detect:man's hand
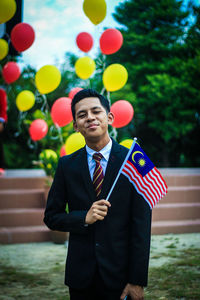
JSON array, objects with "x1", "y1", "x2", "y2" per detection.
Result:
[
  {"x1": 85, "y1": 199, "x2": 111, "y2": 224},
  {"x1": 120, "y1": 284, "x2": 144, "y2": 300}
]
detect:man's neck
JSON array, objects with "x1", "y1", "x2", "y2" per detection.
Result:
[{"x1": 86, "y1": 135, "x2": 111, "y2": 152}]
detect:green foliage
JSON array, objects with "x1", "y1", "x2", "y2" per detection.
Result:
[
  {"x1": 107, "y1": 0, "x2": 200, "y2": 166},
  {"x1": 38, "y1": 149, "x2": 59, "y2": 178},
  {"x1": 1, "y1": 1, "x2": 200, "y2": 168}
]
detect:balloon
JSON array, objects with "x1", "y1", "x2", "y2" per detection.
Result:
[
  {"x1": 0, "y1": 0, "x2": 16, "y2": 24},
  {"x1": 100, "y1": 29, "x2": 123, "y2": 55},
  {"x1": 0, "y1": 89, "x2": 7, "y2": 122},
  {"x1": 39, "y1": 149, "x2": 58, "y2": 160},
  {"x1": 2, "y1": 61, "x2": 20, "y2": 84},
  {"x1": 0, "y1": 39, "x2": 9, "y2": 60},
  {"x1": 16, "y1": 90, "x2": 35, "y2": 112},
  {"x1": 51, "y1": 97, "x2": 73, "y2": 127},
  {"x1": 103, "y1": 64, "x2": 128, "y2": 92},
  {"x1": 68, "y1": 87, "x2": 83, "y2": 99},
  {"x1": 35, "y1": 65, "x2": 61, "y2": 94},
  {"x1": 60, "y1": 145, "x2": 66, "y2": 157},
  {"x1": 120, "y1": 139, "x2": 134, "y2": 149},
  {"x1": 83, "y1": 0, "x2": 106, "y2": 25},
  {"x1": 111, "y1": 100, "x2": 134, "y2": 128},
  {"x1": 65, "y1": 132, "x2": 85, "y2": 155},
  {"x1": 75, "y1": 57, "x2": 96, "y2": 80},
  {"x1": 29, "y1": 119, "x2": 48, "y2": 141},
  {"x1": 11, "y1": 23, "x2": 35, "y2": 52},
  {"x1": 76, "y1": 32, "x2": 93, "y2": 52}
]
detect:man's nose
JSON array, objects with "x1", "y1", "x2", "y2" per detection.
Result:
[{"x1": 87, "y1": 111, "x2": 95, "y2": 120}]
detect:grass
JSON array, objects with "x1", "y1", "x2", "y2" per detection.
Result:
[
  {"x1": 145, "y1": 248, "x2": 200, "y2": 299},
  {"x1": 0, "y1": 235, "x2": 199, "y2": 300},
  {"x1": 0, "y1": 263, "x2": 69, "y2": 300}
]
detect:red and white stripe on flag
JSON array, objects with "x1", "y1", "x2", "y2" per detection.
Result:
[{"x1": 122, "y1": 160, "x2": 167, "y2": 209}]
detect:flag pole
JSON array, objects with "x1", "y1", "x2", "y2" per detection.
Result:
[{"x1": 106, "y1": 137, "x2": 137, "y2": 202}]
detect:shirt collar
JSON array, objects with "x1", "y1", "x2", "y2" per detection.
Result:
[{"x1": 86, "y1": 138, "x2": 112, "y2": 162}]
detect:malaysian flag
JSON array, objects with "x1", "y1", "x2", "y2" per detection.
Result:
[{"x1": 106, "y1": 138, "x2": 168, "y2": 209}]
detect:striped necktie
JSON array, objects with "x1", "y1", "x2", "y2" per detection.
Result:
[{"x1": 93, "y1": 152, "x2": 104, "y2": 198}]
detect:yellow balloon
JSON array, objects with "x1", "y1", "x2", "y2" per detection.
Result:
[
  {"x1": 39, "y1": 149, "x2": 58, "y2": 161},
  {"x1": 120, "y1": 139, "x2": 134, "y2": 149},
  {"x1": 75, "y1": 56, "x2": 96, "y2": 80},
  {"x1": 0, "y1": 0, "x2": 16, "y2": 24},
  {"x1": 65, "y1": 132, "x2": 86, "y2": 155},
  {"x1": 16, "y1": 90, "x2": 35, "y2": 112},
  {"x1": 0, "y1": 39, "x2": 9, "y2": 60},
  {"x1": 83, "y1": 0, "x2": 106, "y2": 25},
  {"x1": 103, "y1": 64, "x2": 128, "y2": 92},
  {"x1": 35, "y1": 65, "x2": 61, "y2": 94}
]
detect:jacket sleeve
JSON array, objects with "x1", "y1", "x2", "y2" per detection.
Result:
[
  {"x1": 43, "y1": 158, "x2": 89, "y2": 235},
  {"x1": 128, "y1": 188, "x2": 152, "y2": 287}
]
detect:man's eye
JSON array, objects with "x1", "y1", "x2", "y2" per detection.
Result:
[{"x1": 94, "y1": 111, "x2": 101, "y2": 114}]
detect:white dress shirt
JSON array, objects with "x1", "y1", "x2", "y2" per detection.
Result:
[{"x1": 86, "y1": 139, "x2": 112, "y2": 180}]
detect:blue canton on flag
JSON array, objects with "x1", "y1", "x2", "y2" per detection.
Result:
[{"x1": 121, "y1": 142, "x2": 168, "y2": 209}]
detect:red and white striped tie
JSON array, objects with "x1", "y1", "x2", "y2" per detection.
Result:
[{"x1": 93, "y1": 153, "x2": 104, "y2": 198}]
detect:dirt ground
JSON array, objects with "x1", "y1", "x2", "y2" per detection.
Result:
[{"x1": 0, "y1": 233, "x2": 200, "y2": 300}]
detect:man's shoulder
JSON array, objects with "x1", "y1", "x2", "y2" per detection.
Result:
[
  {"x1": 112, "y1": 139, "x2": 129, "y2": 157},
  {"x1": 59, "y1": 147, "x2": 85, "y2": 165}
]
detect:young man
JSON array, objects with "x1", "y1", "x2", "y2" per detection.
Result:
[{"x1": 44, "y1": 89, "x2": 151, "y2": 300}]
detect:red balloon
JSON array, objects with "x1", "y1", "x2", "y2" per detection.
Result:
[
  {"x1": 76, "y1": 32, "x2": 93, "y2": 52},
  {"x1": 60, "y1": 145, "x2": 67, "y2": 157},
  {"x1": 11, "y1": 23, "x2": 35, "y2": 52},
  {"x1": 2, "y1": 62, "x2": 20, "y2": 84},
  {"x1": 0, "y1": 89, "x2": 7, "y2": 122},
  {"x1": 51, "y1": 97, "x2": 73, "y2": 127},
  {"x1": 100, "y1": 28, "x2": 123, "y2": 55},
  {"x1": 29, "y1": 119, "x2": 48, "y2": 141},
  {"x1": 68, "y1": 87, "x2": 83, "y2": 99},
  {"x1": 111, "y1": 100, "x2": 134, "y2": 128}
]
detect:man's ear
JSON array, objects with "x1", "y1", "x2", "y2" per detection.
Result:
[
  {"x1": 73, "y1": 121, "x2": 79, "y2": 132},
  {"x1": 108, "y1": 112, "x2": 114, "y2": 125}
]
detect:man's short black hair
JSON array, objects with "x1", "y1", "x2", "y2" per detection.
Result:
[{"x1": 71, "y1": 89, "x2": 110, "y2": 120}]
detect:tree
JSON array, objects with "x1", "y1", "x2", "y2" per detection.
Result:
[{"x1": 110, "y1": 0, "x2": 200, "y2": 166}]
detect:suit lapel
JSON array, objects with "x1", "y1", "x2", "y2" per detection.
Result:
[{"x1": 80, "y1": 147, "x2": 96, "y2": 203}]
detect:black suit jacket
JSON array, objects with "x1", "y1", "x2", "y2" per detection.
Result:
[{"x1": 44, "y1": 139, "x2": 151, "y2": 289}]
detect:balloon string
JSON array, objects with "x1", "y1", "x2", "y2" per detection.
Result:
[
  {"x1": 100, "y1": 87, "x2": 105, "y2": 95},
  {"x1": 56, "y1": 125, "x2": 64, "y2": 145},
  {"x1": 49, "y1": 125, "x2": 63, "y2": 145},
  {"x1": 49, "y1": 127, "x2": 59, "y2": 140},
  {"x1": 110, "y1": 126, "x2": 118, "y2": 141},
  {"x1": 107, "y1": 91, "x2": 111, "y2": 106},
  {"x1": 27, "y1": 137, "x2": 36, "y2": 149},
  {"x1": 15, "y1": 111, "x2": 27, "y2": 137},
  {"x1": 40, "y1": 94, "x2": 50, "y2": 114},
  {"x1": 106, "y1": 91, "x2": 118, "y2": 141}
]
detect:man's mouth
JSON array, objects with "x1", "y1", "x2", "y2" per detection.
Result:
[{"x1": 87, "y1": 124, "x2": 98, "y2": 129}]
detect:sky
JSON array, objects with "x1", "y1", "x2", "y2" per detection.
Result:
[{"x1": 21, "y1": 0, "x2": 124, "y2": 70}]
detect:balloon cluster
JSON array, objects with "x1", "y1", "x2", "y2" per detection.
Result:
[
  {"x1": 27, "y1": 0, "x2": 134, "y2": 151},
  {"x1": 74, "y1": 0, "x2": 134, "y2": 140},
  {"x1": 0, "y1": 0, "x2": 35, "y2": 84},
  {"x1": 1, "y1": 0, "x2": 135, "y2": 164}
]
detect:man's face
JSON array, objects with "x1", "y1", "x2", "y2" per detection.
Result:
[{"x1": 73, "y1": 97, "x2": 114, "y2": 142}]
